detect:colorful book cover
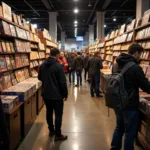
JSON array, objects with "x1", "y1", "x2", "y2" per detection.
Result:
[
  {"x1": 2, "y1": 21, "x2": 11, "y2": 35},
  {"x1": 2, "y1": 2, "x2": 12, "y2": 21},
  {"x1": 15, "y1": 54, "x2": 22, "y2": 68},
  {"x1": 3, "y1": 72, "x2": 12, "y2": 89},
  {"x1": 5, "y1": 55, "x2": 12, "y2": 70},
  {"x1": 23, "y1": 68, "x2": 30, "y2": 79},
  {"x1": 9, "y1": 24, "x2": 17, "y2": 37},
  {"x1": 0, "y1": 56, "x2": 7, "y2": 72},
  {"x1": 9, "y1": 42, "x2": 15, "y2": 53},
  {"x1": 10, "y1": 55, "x2": 16, "y2": 69},
  {"x1": 12, "y1": 13, "x2": 18, "y2": 24},
  {"x1": 10, "y1": 71, "x2": 17, "y2": 85},
  {"x1": 0, "y1": 76, "x2": 4, "y2": 91},
  {"x1": 6, "y1": 42, "x2": 11, "y2": 53},
  {"x1": 1, "y1": 41, "x2": 7, "y2": 52}
]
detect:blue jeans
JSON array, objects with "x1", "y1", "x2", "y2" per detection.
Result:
[
  {"x1": 90, "y1": 72, "x2": 100, "y2": 96},
  {"x1": 76, "y1": 70, "x2": 82, "y2": 85},
  {"x1": 111, "y1": 109, "x2": 139, "y2": 150}
]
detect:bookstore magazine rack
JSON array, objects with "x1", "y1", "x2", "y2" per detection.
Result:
[
  {"x1": 89, "y1": 9, "x2": 150, "y2": 150},
  {"x1": 0, "y1": 2, "x2": 58, "y2": 150}
]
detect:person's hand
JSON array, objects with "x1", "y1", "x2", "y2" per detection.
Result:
[
  {"x1": 69, "y1": 67, "x2": 71, "y2": 70},
  {"x1": 63, "y1": 97, "x2": 68, "y2": 101}
]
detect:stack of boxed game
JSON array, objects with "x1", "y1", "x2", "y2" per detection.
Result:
[
  {"x1": 1, "y1": 95, "x2": 19, "y2": 113},
  {"x1": 2, "y1": 82, "x2": 36, "y2": 102},
  {"x1": 22, "y1": 77, "x2": 42, "y2": 89}
]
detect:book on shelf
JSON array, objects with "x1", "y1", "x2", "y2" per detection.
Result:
[
  {"x1": 5, "y1": 55, "x2": 12, "y2": 70},
  {"x1": 17, "y1": 15, "x2": 22, "y2": 26},
  {"x1": 0, "y1": 6, "x2": 3, "y2": 17},
  {"x1": 135, "y1": 18, "x2": 142, "y2": 28},
  {"x1": 15, "y1": 69, "x2": 25, "y2": 82},
  {"x1": 15, "y1": 54, "x2": 22, "y2": 68},
  {"x1": 145, "y1": 41, "x2": 150, "y2": 49},
  {"x1": 10, "y1": 55, "x2": 16, "y2": 69},
  {"x1": 1, "y1": 41, "x2": 7, "y2": 52},
  {"x1": 0, "y1": 21, "x2": 11, "y2": 35},
  {"x1": 23, "y1": 68, "x2": 30, "y2": 79},
  {"x1": 12, "y1": 13, "x2": 18, "y2": 24},
  {"x1": 2, "y1": 2, "x2": 12, "y2": 21},
  {"x1": 6, "y1": 42, "x2": 11, "y2": 53},
  {"x1": 30, "y1": 68, "x2": 38, "y2": 77},
  {"x1": 0, "y1": 56, "x2": 7, "y2": 72},
  {"x1": 21, "y1": 54, "x2": 29, "y2": 66},
  {"x1": 0, "y1": 42, "x2": 3, "y2": 53},
  {"x1": 9, "y1": 24, "x2": 17, "y2": 37},
  {"x1": 0, "y1": 76, "x2": 4, "y2": 91},
  {"x1": 30, "y1": 24, "x2": 36, "y2": 33},
  {"x1": 10, "y1": 71, "x2": 17, "y2": 85},
  {"x1": 141, "y1": 13, "x2": 150, "y2": 25},
  {"x1": 9, "y1": 42, "x2": 15, "y2": 53},
  {"x1": 3, "y1": 72, "x2": 12, "y2": 89},
  {"x1": 127, "y1": 32, "x2": 133, "y2": 42},
  {"x1": 120, "y1": 24, "x2": 126, "y2": 35}
]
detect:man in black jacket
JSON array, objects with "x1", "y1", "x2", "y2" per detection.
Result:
[
  {"x1": 38, "y1": 48, "x2": 68, "y2": 141},
  {"x1": 87, "y1": 52, "x2": 103, "y2": 97},
  {"x1": 111, "y1": 43, "x2": 150, "y2": 150},
  {"x1": 83, "y1": 52, "x2": 89, "y2": 81},
  {"x1": 73, "y1": 52, "x2": 83, "y2": 86}
]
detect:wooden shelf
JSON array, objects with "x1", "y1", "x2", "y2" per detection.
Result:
[
  {"x1": 135, "y1": 36, "x2": 150, "y2": 41},
  {"x1": 113, "y1": 40, "x2": 132, "y2": 45},
  {"x1": 140, "y1": 58, "x2": 150, "y2": 61},
  {"x1": 30, "y1": 65, "x2": 39, "y2": 69},
  {"x1": 0, "y1": 52, "x2": 30, "y2": 54},
  {"x1": 135, "y1": 22, "x2": 150, "y2": 31},
  {"x1": 105, "y1": 37, "x2": 115, "y2": 42},
  {"x1": 0, "y1": 16, "x2": 37, "y2": 35},
  {"x1": 0, "y1": 64, "x2": 29, "y2": 73},
  {"x1": 106, "y1": 53, "x2": 113, "y2": 55}
]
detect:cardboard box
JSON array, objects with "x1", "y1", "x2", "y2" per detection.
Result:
[{"x1": 2, "y1": 99, "x2": 14, "y2": 112}]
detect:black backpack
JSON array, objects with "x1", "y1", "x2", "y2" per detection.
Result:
[{"x1": 105, "y1": 62, "x2": 135, "y2": 110}]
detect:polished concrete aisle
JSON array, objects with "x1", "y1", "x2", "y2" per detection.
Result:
[{"x1": 18, "y1": 83, "x2": 140, "y2": 150}]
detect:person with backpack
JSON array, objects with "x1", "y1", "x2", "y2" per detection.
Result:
[
  {"x1": 87, "y1": 51, "x2": 103, "y2": 97},
  {"x1": 38, "y1": 48, "x2": 68, "y2": 141},
  {"x1": 73, "y1": 52, "x2": 83, "y2": 86},
  {"x1": 105, "y1": 43, "x2": 150, "y2": 150}
]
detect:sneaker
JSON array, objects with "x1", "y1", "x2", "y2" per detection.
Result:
[
  {"x1": 49, "y1": 131, "x2": 55, "y2": 137},
  {"x1": 55, "y1": 134, "x2": 68, "y2": 141}
]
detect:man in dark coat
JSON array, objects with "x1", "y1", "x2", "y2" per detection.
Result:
[
  {"x1": 38, "y1": 48, "x2": 68, "y2": 141},
  {"x1": 87, "y1": 52, "x2": 103, "y2": 97},
  {"x1": 111, "y1": 43, "x2": 150, "y2": 150},
  {"x1": 73, "y1": 52, "x2": 83, "y2": 86},
  {"x1": 83, "y1": 52, "x2": 89, "y2": 81}
]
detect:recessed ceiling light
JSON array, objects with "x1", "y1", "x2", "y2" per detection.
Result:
[
  {"x1": 113, "y1": 18, "x2": 116, "y2": 21},
  {"x1": 26, "y1": 21, "x2": 30, "y2": 24},
  {"x1": 74, "y1": 24, "x2": 77, "y2": 27},
  {"x1": 74, "y1": 8, "x2": 79, "y2": 13},
  {"x1": 88, "y1": 1, "x2": 92, "y2": 7},
  {"x1": 104, "y1": 25, "x2": 106, "y2": 28},
  {"x1": 74, "y1": 20, "x2": 78, "y2": 24}
]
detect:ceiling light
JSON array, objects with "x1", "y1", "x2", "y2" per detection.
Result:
[
  {"x1": 104, "y1": 25, "x2": 106, "y2": 28},
  {"x1": 74, "y1": 24, "x2": 77, "y2": 27},
  {"x1": 88, "y1": 1, "x2": 92, "y2": 7},
  {"x1": 113, "y1": 18, "x2": 116, "y2": 21},
  {"x1": 26, "y1": 21, "x2": 30, "y2": 24},
  {"x1": 74, "y1": 8, "x2": 79, "y2": 14},
  {"x1": 33, "y1": 24, "x2": 37, "y2": 28},
  {"x1": 74, "y1": 20, "x2": 78, "y2": 24}
]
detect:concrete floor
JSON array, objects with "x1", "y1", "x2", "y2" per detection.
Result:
[{"x1": 18, "y1": 83, "x2": 140, "y2": 150}]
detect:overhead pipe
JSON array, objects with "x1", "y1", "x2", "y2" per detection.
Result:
[
  {"x1": 87, "y1": 0, "x2": 99, "y2": 24},
  {"x1": 24, "y1": 0, "x2": 40, "y2": 16}
]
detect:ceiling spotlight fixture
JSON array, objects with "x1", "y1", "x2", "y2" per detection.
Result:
[
  {"x1": 26, "y1": 21, "x2": 30, "y2": 24},
  {"x1": 33, "y1": 24, "x2": 37, "y2": 28},
  {"x1": 88, "y1": 1, "x2": 92, "y2": 7},
  {"x1": 104, "y1": 25, "x2": 106, "y2": 28},
  {"x1": 74, "y1": 20, "x2": 78, "y2": 24},
  {"x1": 113, "y1": 18, "x2": 116, "y2": 21},
  {"x1": 74, "y1": 8, "x2": 79, "y2": 13},
  {"x1": 74, "y1": 24, "x2": 77, "y2": 27}
]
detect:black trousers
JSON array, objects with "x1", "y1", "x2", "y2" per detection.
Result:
[
  {"x1": 84, "y1": 68, "x2": 88, "y2": 80},
  {"x1": 76, "y1": 70, "x2": 82, "y2": 85},
  {"x1": 44, "y1": 99, "x2": 64, "y2": 136}
]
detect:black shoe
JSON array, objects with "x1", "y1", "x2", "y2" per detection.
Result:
[
  {"x1": 96, "y1": 95, "x2": 103, "y2": 98},
  {"x1": 55, "y1": 134, "x2": 68, "y2": 141},
  {"x1": 49, "y1": 131, "x2": 55, "y2": 137}
]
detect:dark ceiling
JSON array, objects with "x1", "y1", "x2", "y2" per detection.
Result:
[{"x1": 3, "y1": 0, "x2": 136, "y2": 40}]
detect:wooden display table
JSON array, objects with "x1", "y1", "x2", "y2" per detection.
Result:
[{"x1": 5, "y1": 102, "x2": 23, "y2": 150}]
